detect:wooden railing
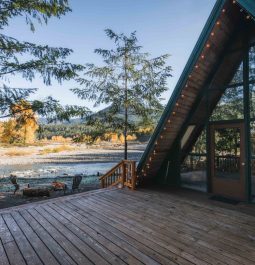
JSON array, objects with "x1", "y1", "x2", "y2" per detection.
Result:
[{"x1": 99, "y1": 160, "x2": 136, "y2": 190}]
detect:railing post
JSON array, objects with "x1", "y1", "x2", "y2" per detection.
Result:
[
  {"x1": 122, "y1": 161, "x2": 126, "y2": 188},
  {"x1": 101, "y1": 178, "x2": 105, "y2": 188},
  {"x1": 131, "y1": 161, "x2": 136, "y2": 190}
]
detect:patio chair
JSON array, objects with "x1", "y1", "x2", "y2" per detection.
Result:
[
  {"x1": 10, "y1": 174, "x2": 20, "y2": 194},
  {"x1": 72, "y1": 175, "x2": 82, "y2": 192}
]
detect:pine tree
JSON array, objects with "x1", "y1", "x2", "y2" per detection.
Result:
[
  {"x1": 72, "y1": 29, "x2": 172, "y2": 159},
  {"x1": 0, "y1": 0, "x2": 89, "y2": 121}
]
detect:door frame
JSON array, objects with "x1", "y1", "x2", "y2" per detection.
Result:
[{"x1": 209, "y1": 121, "x2": 246, "y2": 201}]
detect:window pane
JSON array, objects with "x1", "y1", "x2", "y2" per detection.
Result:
[
  {"x1": 249, "y1": 46, "x2": 255, "y2": 81},
  {"x1": 214, "y1": 127, "x2": 240, "y2": 180},
  {"x1": 250, "y1": 84, "x2": 255, "y2": 119},
  {"x1": 210, "y1": 86, "x2": 244, "y2": 121},
  {"x1": 250, "y1": 122, "x2": 255, "y2": 156},
  {"x1": 230, "y1": 62, "x2": 243, "y2": 85},
  {"x1": 181, "y1": 130, "x2": 207, "y2": 192},
  {"x1": 251, "y1": 159, "x2": 255, "y2": 202}
]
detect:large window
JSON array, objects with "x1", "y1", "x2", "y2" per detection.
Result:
[
  {"x1": 210, "y1": 85, "x2": 244, "y2": 121},
  {"x1": 250, "y1": 46, "x2": 255, "y2": 201},
  {"x1": 249, "y1": 46, "x2": 255, "y2": 82},
  {"x1": 230, "y1": 62, "x2": 243, "y2": 85},
  {"x1": 181, "y1": 130, "x2": 207, "y2": 192}
]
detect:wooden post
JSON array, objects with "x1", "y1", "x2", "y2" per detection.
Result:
[
  {"x1": 122, "y1": 161, "x2": 126, "y2": 188},
  {"x1": 131, "y1": 161, "x2": 136, "y2": 190}
]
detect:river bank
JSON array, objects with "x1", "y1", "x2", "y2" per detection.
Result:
[{"x1": 0, "y1": 142, "x2": 146, "y2": 208}]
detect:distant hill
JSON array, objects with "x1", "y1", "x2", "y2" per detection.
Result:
[{"x1": 39, "y1": 105, "x2": 162, "y2": 126}]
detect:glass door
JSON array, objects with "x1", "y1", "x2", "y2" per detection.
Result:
[{"x1": 210, "y1": 123, "x2": 246, "y2": 200}]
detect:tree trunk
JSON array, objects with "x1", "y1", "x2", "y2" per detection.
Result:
[
  {"x1": 124, "y1": 104, "x2": 128, "y2": 160},
  {"x1": 124, "y1": 52, "x2": 128, "y2": 160}
]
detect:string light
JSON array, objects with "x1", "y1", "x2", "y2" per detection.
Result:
[
  {"x1": 181, "y1": 94, "x2": 185, "y2": 99},
  {"x1": 173, "y1": 112, "x2": 176, "y2": 115},
  {"x1": 201, "y1": 55, "x2": 205, "y2": 59},
  {"x1": 222, "y1": 9, "x2": 226, "y2": 13},
  {"x1": 246, "y1": 15, "x2": 250, "y2": 20},
  {"x1": 211, "y1": 32, "x2": 215, "y2": 36},
  {"x1": 206, "y1": 43, "x2": 211, "y2": 48},
  {"x1": 164, "y1": 127, "x2": 166, "y2": 130},
  {"x1": 176, "y1": 103, "x2": 179, "y2": 107},
  {"x1": 189, "y1": 75, "x2": 192, "y2": 78},
  {"x1": 216, "y1": 21, "x2": 220, "y2": 26},
  {"x1": 195, "y1": 65, "x2": 199, "y2": 69},
  {"x1": 168, "y1": 119, "x2": 171, "y2": 123},
  {"x1": 160, "y1": 135, "x2": 163, "y2": 139},
  {"x1": 232, "y1": 0, "x2": 236, "y2": 4}
]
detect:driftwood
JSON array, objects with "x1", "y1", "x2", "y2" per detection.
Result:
[{"x1": 23, "y1": 188, "x2": 50, "y2": 197}]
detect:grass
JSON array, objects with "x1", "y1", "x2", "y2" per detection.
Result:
[
  {"x1": 39, "y1": 145, "x2": 75, "y2": 155},
  {"x1": 4, "y1": 149, "x2": 32, "y2": 156}
]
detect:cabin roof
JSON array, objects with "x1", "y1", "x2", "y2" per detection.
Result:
[{"x1": 137, "y1": 0, "x2": 255, "y2": 179}]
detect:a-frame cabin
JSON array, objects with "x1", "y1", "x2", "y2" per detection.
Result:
[{"x1": 137, "y1": 0, "x2": 255, "y2": 202}]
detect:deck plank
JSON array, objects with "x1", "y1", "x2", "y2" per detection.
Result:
[
  {"x1": 11, "y1": 211, "x2": 60, "y2": 265},
  {"x1": 0, "y1": 188, "x2": 254, "y2": 265},
  {"x1": 43, "y1": 204, "x2": 127, "y2": 265},
  {"x1": 102, "y1": 191, "x2": 255, "y2": 245},
  {"x1": 20, "y1": 210, "x2": 77, "y2": 265},
  {"x1": 0, "y1": 237, "x2": 10, "y2": 265},
  {"x1": 54, "y1": 201, "x2": 182, "y2": 265},
  {"x1": 2, "y1": 213, "x2": 43, "y2": 265},
  {"x1": 0, "y1": 215, "x2": 26, "y2": 265},
  {"x1": 97, "y1": 191, "x2": 255, "y2": 264},
  {"x1": 76, "y1": 195, "x2": 233, "y2": 265},
  {"x1": 63, "y1": 198, "x2": 198, "y2": 265},
  {"x1": 27, "y1": 207, "x2": 91, "y2": 265}
]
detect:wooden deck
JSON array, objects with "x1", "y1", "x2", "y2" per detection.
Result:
[{"x1": 0, "y1": 188, "x2": 255, "y2": 265}]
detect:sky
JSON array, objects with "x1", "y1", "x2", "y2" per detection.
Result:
[{"x1": 2, "y1": 0, "x2": 216, "y2": 112}]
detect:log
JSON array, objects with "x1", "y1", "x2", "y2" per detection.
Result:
[{"x1": 23, "y1": 188, "x2": 50, "y2": 197}]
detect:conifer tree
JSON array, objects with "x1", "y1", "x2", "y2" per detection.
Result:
[
  {"x1": 72, "y1": 29, "x2": 172, "y2": 159},
  {"x1": 0, "y1": 0, "x2": 89, "y2": 121}
]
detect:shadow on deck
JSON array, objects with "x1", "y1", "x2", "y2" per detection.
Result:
[{"x1": 0, "y1": 187, "x2": 255, "y2": 265}]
